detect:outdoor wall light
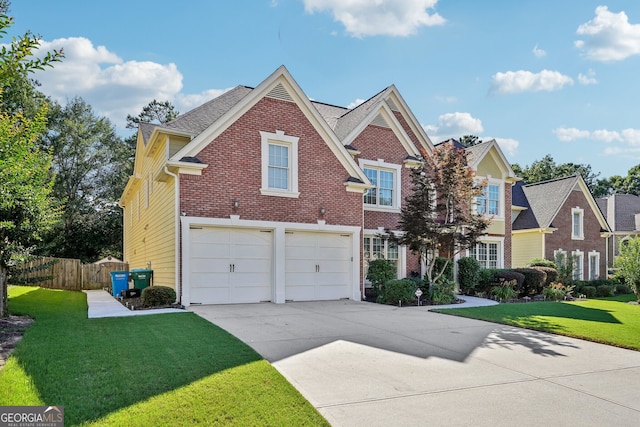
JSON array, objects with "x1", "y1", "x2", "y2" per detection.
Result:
[
  {"x1": 319, "y1": 207, "x2": 326, "y2": 215},
  {"x1": 233, "y1": 199, "x2": 239, "y2": 209}
]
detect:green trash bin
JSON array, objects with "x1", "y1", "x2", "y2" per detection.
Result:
[{"x1": 130, "y1": 269, "x2": 153, "y2": 290}]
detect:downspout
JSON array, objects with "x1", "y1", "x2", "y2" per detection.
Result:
[{"x1": 164, "y1": 166, "x2": 181, "y2": 304}]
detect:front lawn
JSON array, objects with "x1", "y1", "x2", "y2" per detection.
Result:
[
  {"x1": 436, "y1": 294, "x2": 640, "y2": 351},
  {"x1": 1, "y1": 286, "x2": 329, "y2": 426}
]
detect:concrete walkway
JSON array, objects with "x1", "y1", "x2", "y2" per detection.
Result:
[
  {"x1": 190, "y1": 299, "x2": 640, "y2": 427},
  {"x1": 84, "y1": 290, "x2": 184, "y2": 318}
]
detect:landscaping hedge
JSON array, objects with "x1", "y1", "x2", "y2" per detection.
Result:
[{"x1": 511, "y1": 268, "x2": 546, "y2": 297}]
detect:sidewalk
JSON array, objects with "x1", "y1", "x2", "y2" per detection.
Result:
[{"x1": 84, "y1": 289, "x2": 184, "y2": 318}]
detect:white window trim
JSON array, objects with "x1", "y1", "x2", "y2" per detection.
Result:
[
  {"x1": 571, "y1": 207, "x2": 584, "y2": 240},
  {"x1": 359, "y1": 158, "x2": 401, "y2": 212},
  {"x1": 260, "y1": 130, "x2": 300, "y2": 198},
  {"x1": 470, "y1": 236, "x2": 504, "y2": 269},
  {"x1": 588, "y1": 251, "x2": 600, "y2": 280},
  {"x1": 572, "y1": 249, "x2": 584, "y2": 280},
  {"x1": 363, "y1": 230, "x2": 406, "y2": 282},
  {"x1": 475, "y1": 176, "x2": 504, "y2": 219}
]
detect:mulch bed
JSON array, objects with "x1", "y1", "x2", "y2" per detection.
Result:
[{"x1": 0, "y1": 315, "x2": 34, "y2": 369}]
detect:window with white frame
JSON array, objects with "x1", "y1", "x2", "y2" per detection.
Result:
[
  {"x1": 363, "y1": 236, "x2": 398, "y2": 280},
  {"x1": 572, "y1": 207, "x2": 584, "y2": 240},
  {"x1": 588, "y1": 251, "x2": 600, "y2": 280},
  {"x1": 477, "y1": 183, "x2": 500, "y2": 216},
  {"x1": 470, "y1": 241, "x2": 500, "y2": 268},
  {"x1": 572, "y1": 250, "x2": 584, "y2": 280},
  {"x1": 360, "y1": 159, "x2": 401, "y2": 209},
  {"x1": 260, "y1": 130, "x2": 299, "y2": 197}
]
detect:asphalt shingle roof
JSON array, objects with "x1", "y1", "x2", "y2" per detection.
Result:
[
  {"x1": 596, "y1": 194, "x2": 640, "y2": 232},
  {"x1": 512, "y1": 175, "x2": 580, "y2": 230}
]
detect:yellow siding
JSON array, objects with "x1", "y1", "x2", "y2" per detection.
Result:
[
  {"x1": 169, "y1": 136, "x2": 190, "y2": 158},
  {"x1": 477, "y1": 154, "x2": 502, "y2": 178},
  {"x1": 123, "y1": 135, "x2": 178, "y2": 290},
  {"x1": 486, "y1": 218, "x2": 505, "y2": 235},
  {"x1": 512, "y1": 231, "x2": 544, "y2": 267}
]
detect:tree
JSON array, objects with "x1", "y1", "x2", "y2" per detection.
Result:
[
  {"x1": 126, "y1": 99, "x2": 179, "y2": 129},
  {"x1": 458, "y1": 135, "x2": 482, "y2": 148},
  {"x1": 392, "y1": 143, "x2": 490, "y2": 290},
  {"x1": 592, "y1": 165, "x2": 640, "y2": 197},
  {"x1": 615, "y1": 236, "x2": 640, "y2": 301},
  {"x1": 0, "y1": 8, "x2": 63, "y2": 317},
  {"x1": 39, "y1": 97, "x2": 123, "y2": 262},
  {"x1": 512, "y1": 154, "x2": 599, "y2": 191}
]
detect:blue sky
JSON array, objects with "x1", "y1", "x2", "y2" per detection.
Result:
[{"x1": 8, "y1": 0, "x2": 640, "y2": 179}]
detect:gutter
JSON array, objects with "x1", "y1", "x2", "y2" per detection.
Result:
[{"x1": 164, "y1": 166, "x2": 181, "y2": 304}]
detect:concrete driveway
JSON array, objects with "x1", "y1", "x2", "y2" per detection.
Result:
[{"x1": 189, "y1": 300, "x2": 640, "y2": 427}]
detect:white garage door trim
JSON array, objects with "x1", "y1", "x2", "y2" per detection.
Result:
[{"x1": 181, "y1": 216, "x2": 361, "y2": 306}]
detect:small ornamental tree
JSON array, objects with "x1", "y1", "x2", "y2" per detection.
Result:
[
  {"x1": 615, "y1": 236, "x2": 640, "y2": 301},
  {"x1": 391, "y1": 142, "x2": 490, "y2": 292}
]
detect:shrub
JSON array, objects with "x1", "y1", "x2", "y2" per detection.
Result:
[
  {"x1": 512, "y1": 268, "x2": 546, "y2": 297},
  {"x1": 527, "y1": 258, "x2": 557, "y2": 269},
  {"x1": 491, "y1": 279, "x2": 518, "y2": 302},
  {"x1": 596, "y1": 284, "x2": 614, "y2": 298},
  {"x1": 542, "y1": 282, "x2": 574, "y2": 301},
  {"x1": 431, "y1": 280, "x2": 456, "y2": 305},
  {"x1": 141, "y1": 286, "x2": 176, "y2": 307},
  {"x1": 477, "y1": 268, "x2": 500, "y2": 294},
  {"x1": 379, "y1": 279, "x2": 417, "y2": 305},
  {"x1": 367, "y1": 259, "x2": 396, "y2": 299},
  {"x1": 582, "y1": 286, "x2": 597, "y2": 298},
  {"x1": 615, "y1": 283, "x2": 634, "y2": 295},
  {"x1": 531, "y1": 266, "x2": 558, "y2": 286},
  {"x1": 433, "y1": 257, "x2": 454, "y2": 282},
  {"x1": 457, "y1": 257, "x2": 481, "y2": 294}
]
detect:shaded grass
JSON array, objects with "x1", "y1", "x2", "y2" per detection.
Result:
[
  {"x1": 435, "y1": 295, "x2": 640, "y2": 351},
  {"x1": 1, "y1": 286, "x2": 328, "y2": 426}
]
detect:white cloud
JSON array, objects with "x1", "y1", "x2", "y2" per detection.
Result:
[
  {"x1": 553, "y1": 127, "x2": 640, "y2": 145},
  {"x1": 575, "y1": 6, "x2": 640, "y2": 61},
  {"x1": 346, "y1": 98, "x2": 366, "y2": 109},
  {"x1": 490, "y1": 70, "x2": 574, "y2": 94},
  {"x1": 553, "y1": 127, "x2": 590, "y2": 141},
  {"x1": 533, "y1": 44, "x2": 547, "y2": 58},
  {"x1": 578, "y1": 69, "x2": 598, "y2": 85},
  {"x1": 424, "y1": 112, "x2": 483, "y2": 143},
  {"x1": 174, "y1": 89, "x2": 233, "y2": 112},
  {"x1": 303, "y1": 0, "x2": 445, "y2": 37},
  {"x1": 491, "y1": 137, "x2": 519, "y2": 157}
]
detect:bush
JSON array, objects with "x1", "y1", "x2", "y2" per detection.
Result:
[
  {"x1": 531, "y1": 266, "x2": 558, "y2": 286},
  {"x1": 512, "y1": 268, "x2": 546, "y2": 297},
  {"x1": 596, "y1": 284, "x2": 615, "y2": 298},
  {"x1": 491, "y1": 279, "x2": 518, "y2": 302},
  {"x1": 433, "y1": 257, "x2": 454, "y2": 282},
  {"x1": 457, "y1": 257, "x2": 481, "y2": 294},
  {"x1": 582, "y1": 286, "x2": 597, "y2": 298},
  {"x1": 141, "y1": 286, "x2": 176, "y2": 307},
  {"x1": 477, "y1": 269, "x2": 525, "y2": 296},
  {"x1": 431, "y1": 280, "x2": 456, "y2": 305},
  {"x1": 615, "y1": 283, "x2": 634, "y2": 295},
  {"x1": 527, "y1": 258, "x2": 557, "y2": 269},
  {"x1": 378, "y1": 279, "x2": 417, "y2": 305},
  {"x1": 367, "y1": 259, "x2": 396, "y2": 299},
  {"x1": 542, "y1": 282, "x2": 574, "y2": 301}
]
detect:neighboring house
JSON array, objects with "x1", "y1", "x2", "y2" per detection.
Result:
[
  {"x1": 596, "y1": 193, "x2": 640, "y2": 262},
  {"x1": 119, "y1": 66, "x2": 434, "y2": 306},
  {"x1": 511, "y1": 175, "x2": 611, "y2": 280}
]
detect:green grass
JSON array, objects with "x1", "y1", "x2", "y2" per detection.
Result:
[
  {"x1": 1, "y1": 286, "x2": 329, "y2": 426},
  {"x1": 436, "y1": 294, "x2": 640, "y2": 351}
]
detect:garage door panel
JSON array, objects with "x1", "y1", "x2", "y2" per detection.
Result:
[{"x1": 189, "y1": 227, "x2": 272, "y2": 304}]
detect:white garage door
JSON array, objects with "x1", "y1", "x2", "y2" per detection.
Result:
[
  {"x1": 189, "y1": 227, "x2": 273, "y2": 304},
  {"x1": 285, "y1": 231, "x2": 352, "y2": 301}
]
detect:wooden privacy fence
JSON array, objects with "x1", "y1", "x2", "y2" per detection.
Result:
[{"x1": 9, "y1": 257, "x2": 129, "y2": 290}]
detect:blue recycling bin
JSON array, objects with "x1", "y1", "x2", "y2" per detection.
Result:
[{"x1": 110, "y1": 271, "x2": 129, "y2": 297}]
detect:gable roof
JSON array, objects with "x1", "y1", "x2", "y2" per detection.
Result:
[
  {"x1": 512, "y1": 175, "x2": 610, "y2": 232},
  {"x1": 465, "y1": 139, "x2": 518, "y2": 182},
  {"x1": 596, "y1": 193, "x2": 640, "y2": 232}
]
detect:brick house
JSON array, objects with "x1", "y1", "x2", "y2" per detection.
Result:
[
  {"x1": 596, "y1": 194, "x2": 640, "y2": 264},
  {"x1": 119, "y1": 66, "x2": 440, "y2": 305},
  {"x1": 512, "y1": 175, "x2": 612, "y2": 279}
]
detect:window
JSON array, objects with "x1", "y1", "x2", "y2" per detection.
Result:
[
  {"x1": 477, "y1": 184, "x2": 500, "y2": 215},
  {"x1": 364, "y1": 168, "x2": 394, "y2": 206},
  {"x1": 588, "y1": 251, "x2": 600, "y2": 280},
  {"x1": 572, "y1": 207, "x2": 584, "y2": 240},
  {"x1": 572, "y1": 250, "x2": 584, "y2": 280},
  {"x1": 470, "y1": 241, "x2": 500, "y2": 268},
  {"x1": 359, "y1": 159, "x2": 401, "y2": 209},
  {"x1": 363, "y1": 236, "x2": 398, "y2": 280},
  {"x1": 260, "y1": 130, "x2": 299, "y2": 198},
  {"x1": 554, "y1": 249, "x2": 568, "y2": 268}
]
